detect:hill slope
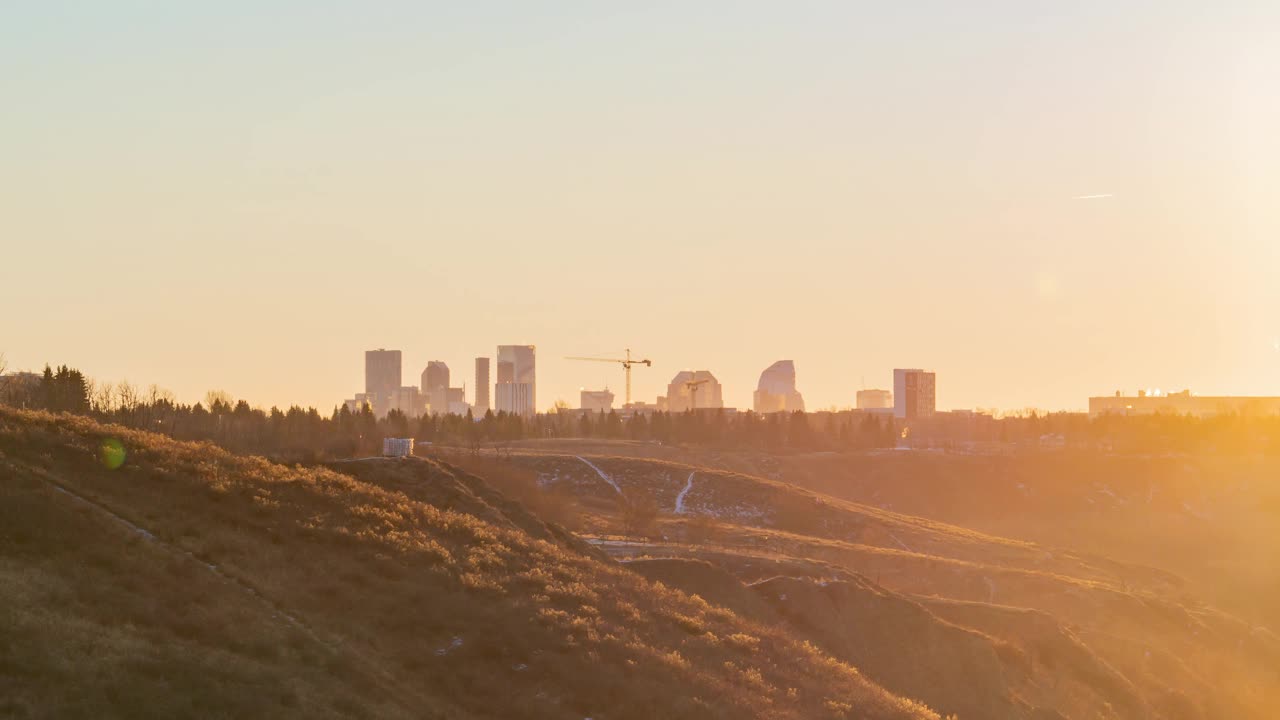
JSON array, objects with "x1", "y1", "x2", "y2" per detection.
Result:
[
  {"x1": 479, "y1": 446, "x2": 1280, "y2": 719},
  {"x1": 0, "y1": 409, "x2": 938, "y2": 720}
]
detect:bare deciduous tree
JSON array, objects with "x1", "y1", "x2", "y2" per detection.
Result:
[
  {"x1": 94, "y1": 381, "x2": 116, "y2": 413},
  {"x1": 116, "y1": 381, "x2": 139, "y2": 412}
]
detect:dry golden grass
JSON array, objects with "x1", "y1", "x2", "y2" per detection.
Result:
[{"x1": 0, "y1": 408, "x2": 940, "y2": 720}]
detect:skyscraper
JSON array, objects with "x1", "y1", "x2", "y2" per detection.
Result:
[
  {"x1": 893, "y1": 369, "x2": 936, "y2": 419},
  {"x1": 753, "y1": 360, "x2": 805, "y2": 414},
  {"x1": 364, "y1": 349, "x2": 401, "y2": 418},
  {"x1": 474, "y1": 357, "x2": 490, "y2": 414},
  {"x1": 421, "y1": 361, "x2": 450, "y2": 415},
  {"x1": 496, "y1": 360, "x2": 514, "y2": 384},
  {"x1": 495, "y1": 345, "x2": 536, "y2": 416}
]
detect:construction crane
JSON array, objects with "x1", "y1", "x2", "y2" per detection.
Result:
[
  {"x1": 565, "y1": 348, "x2": 652, "y2": 406},
  {"x1": 685, "y1": 378, "x2": 709, "y2": 411}
]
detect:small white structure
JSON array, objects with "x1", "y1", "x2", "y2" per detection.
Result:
[{"x1": 382, "y1": 437, "x2": 415, "y2": 457}]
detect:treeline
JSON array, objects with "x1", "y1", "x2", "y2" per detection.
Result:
[{"x1": 3, "y1": 362, "x2": 1279, "y2": 459}]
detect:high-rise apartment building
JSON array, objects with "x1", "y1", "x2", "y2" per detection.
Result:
[
  {"x1": 474, "y1": 357, "x2": 491, "y2": 414},
  {"x1": 495, "y1": 345, "x2": 536, "y2": 416},
  {"x1": 893, "y1": 369, "x2": 936, "y2": 419},
  {"x1": 364, "y1": 349, "x2": 402, "y2": 418}
]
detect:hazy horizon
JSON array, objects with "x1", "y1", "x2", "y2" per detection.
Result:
[{"x1": 4, "y1": 2, "x2": 1278, "y2": 412}]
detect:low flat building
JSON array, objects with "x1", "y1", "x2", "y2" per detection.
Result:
[
  {"x1": 856, "y1": 389, "x2": 892, "y2": 410},
  {"x1": 621, "y1": 401, "x2": 662, "y2": 416},
  {"x1": 1089, "y1": 390, "x2": 1280, "y2": 418},
  {"x1": 580, "y1": 388, "x2": 615, "y2": 412}
]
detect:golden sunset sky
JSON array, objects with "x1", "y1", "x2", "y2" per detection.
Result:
[{"x1": 3, "y1": 2, "x2": 1277, "y2": 412}]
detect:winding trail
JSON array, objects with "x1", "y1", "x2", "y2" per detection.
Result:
[
  {"x1": 575, "y1": 456, "x2": 623, "y2": 495},
  {"x1": 674, "y1": 471, "x2": 695, "y2": 514}
]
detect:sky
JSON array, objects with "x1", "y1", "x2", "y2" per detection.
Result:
[{"x1": 3, "y1": 1, "x2": 1278, "y2": 413}]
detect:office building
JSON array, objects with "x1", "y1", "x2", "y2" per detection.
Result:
[
  {"x1": 753, "y1": 360, "x2": 805, "y2": 414},
  {"x1": 666, "y1": 370, "x2": 724, "y2": 413},
  {"x1": 857, "y1": 389, "x2": 893, "y2": 410},
  {"x1": 495, "y1": 382, "x2": 534, "y2": 417},
  {"x1": 447, "y1": 387, "x2": 469, "y2": 416},
  {"x1": 474, "y1": 357, "x2": 491, "y2": 414},
  {"x1": 496, "y1": 345, "x2": 536, "y2": 416},
  {"x1": 343, "y1": 393, "x2": 376, "y2": 415},
  {"x1": 580, "y1": 388, "x2": 615, "y2": 413},
  {"x1": 894, "y1": 369, "x2": 936, "y2": 420},
  {"x1": 421, "y1": 361, "x2": 450, "y2": 415},
  {"x1": 389, "y1": 386, "x2": 424, "y2": 419},
  {"x1": 364, "y1": 349, "x2": 402, "y2": 418}
]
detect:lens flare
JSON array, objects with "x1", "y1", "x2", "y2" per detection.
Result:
[{"x1": 100, "y1": 438, "x2": 126, "y2": 470}]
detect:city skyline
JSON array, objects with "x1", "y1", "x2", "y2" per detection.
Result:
[
  {"x1": 7, "y1": 340, "x2": 1280, "y2": 416},
  {"x1": 3, "y1": 3, "x2": 1277, "y2": 413}
]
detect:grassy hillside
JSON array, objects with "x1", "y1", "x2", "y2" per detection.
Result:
[
  {"x1": 460, "y1": 445, "x2": 1280, "y2": 719},
  {"x1": 0, "y1": 408, "x2": 938, "y2": 720},
  {"x1": 502, "y1": 438, "x2": 1280, "y2": 629}
]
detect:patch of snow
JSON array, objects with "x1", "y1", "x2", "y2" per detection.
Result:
[
  {"x1": 585, "y1": 538, "x2": 654, "y2": 548},
  {"x1": 887, "y1": 532, "x2": 912, "y2": 553},
  {"x1": 575, "y1": 456, "x2": 622, "y2": 495},
  {"x1": 674, "y1": 471, "x2": 695, "y2": 514},
  {"x1": 435, "y1": 636, "x2": 464, "y2": 656}
]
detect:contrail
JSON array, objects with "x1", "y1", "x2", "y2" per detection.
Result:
[{"x1": 1073, "y1": 193, "x2": 1114, "y2": 200}]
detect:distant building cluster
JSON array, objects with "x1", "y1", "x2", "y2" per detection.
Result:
[
  {"x1": 343, "y1": 345, "x2": 944, "y2": 424},
  {"x1": 345, "y1": 345, "x2": 536, "y2": 419}
]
